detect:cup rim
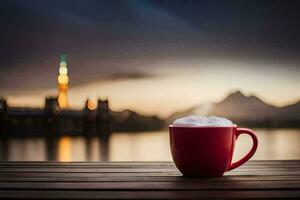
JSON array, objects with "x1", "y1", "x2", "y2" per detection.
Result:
[{"x1": 169, "y1": 124, "x2": 237, "y2": 128}]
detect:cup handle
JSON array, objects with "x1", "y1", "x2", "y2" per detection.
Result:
[{"x1": 227, "y1": 128, "x2": 258, "y2": 171}]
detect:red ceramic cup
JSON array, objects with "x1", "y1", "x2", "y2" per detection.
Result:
[{"x1": 169, "y1": 125, "x2": 258, "y2": 177}]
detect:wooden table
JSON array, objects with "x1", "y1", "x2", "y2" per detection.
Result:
[{"x1": 0, "y1": 160, "x2": 299, "y2": 199}]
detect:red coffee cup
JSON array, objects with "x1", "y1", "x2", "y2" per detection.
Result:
[{"x1": 169, "y1": 125, "x2": 258, "y2": 177}]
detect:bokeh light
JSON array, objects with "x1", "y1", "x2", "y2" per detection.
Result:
[
  {"x1": 59, "y1": 67, "x2": 68, "y2": 75},
  {"x1": 60, "y1": 61, "x2": 67, "y2": 68},
  {"x1": 58, "y1": 74, "x2": 69, "y2": 84}
]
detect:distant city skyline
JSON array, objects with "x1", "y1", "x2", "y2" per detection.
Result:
[
  {"x1": 1, "y1": 0, "x2": 300, "y2": 117},
  {"x1": 4, "y1": 59, "x2": 300, "y2": 117}
]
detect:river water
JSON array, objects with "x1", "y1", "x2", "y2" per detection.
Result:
[{"x1": 1, "y1": 129, "x2": 300, "y2": 161}]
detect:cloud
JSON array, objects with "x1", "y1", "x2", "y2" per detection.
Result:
[{"x1": 109, "y1": 71, "x2": 156, "y2": 80}]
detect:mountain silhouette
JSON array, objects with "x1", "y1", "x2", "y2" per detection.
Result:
[
  {"x1": 168, "y1": 90, "x2": 300, "y2": 127},
  {"x1": 110, "y1": 109, "x2": 164, "y2": 132}
]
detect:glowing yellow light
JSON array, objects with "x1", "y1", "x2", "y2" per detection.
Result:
[
  {"x1": 87, "y1": 100, "x2": 96, "y2": 110},
  {"x1": 58, "y1": 74, "x2": 69, "y2": 84},
  {"x1": 58, "y1": 137, "x2": 71, "y2": 162},
  {"x1": 59, "y1": 67, "x2": 68, "y2": 75},
  {"x1": 57, "y1": 54, "x2": 69, "y2": 109},
  {"x1": 58, "y1": 92, "x2": 68, "y2": 108},
  {"x1": 59, "y1": 84, "x2": 68, "y2": 90},
  {"x1": 60, "y1": 61, "x2": 67, "y2": 68}
]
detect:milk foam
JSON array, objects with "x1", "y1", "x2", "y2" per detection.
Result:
[{"x1": 172, "y1": 115, "x2": 233, "y2": 127}]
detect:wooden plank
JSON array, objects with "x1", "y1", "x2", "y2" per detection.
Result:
[
  {"x1": 0, "y1": 169, "x2": 299, "y2": 176},
  {"x1": 0, "y1": 190, "x2": 299, "y2": 199},
  {"x1": 0, "y1": 171, "x2": 299, "y2": 176},
  {"x1": 0, "y1": 181, "x2": 299, "y2": 190},
  {"x1": 0, "y1": 172, "x2": 181, "y2": 177},
  {"x1": 1, "y1": 165, "x2": 299, "y2": 169},
  {"x1": 13, "y1": 165, "x2": 294, "y2": 170},
  {"x1": 0, "y1": 168, "x2": 179, "y2": 173},
  {"x1": 0, "y1": 160, "x2": 299, "y2": 166},
  {"x1": 0, "y1": 165, "x2": 177, "y2": 169},
  {"x1": 0, "y1": 161, "x2": 175, "y2": 166},
  {"x1": 1, "y1": 168, "x2": 298, "y2": 173},
  {"x1": 0, "y1": 175, "x2": 299, "y2": 182},
  {"x1": 0, "y1": 166, "x2": 300, "y2": 173}
]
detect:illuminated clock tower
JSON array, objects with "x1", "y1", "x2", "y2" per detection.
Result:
[{"x1": 57, "y1": 54, "x2": 69, "y2": 109}]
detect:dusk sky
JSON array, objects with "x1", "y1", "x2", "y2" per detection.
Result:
[{"x1": 1, "y1": 0, "x2": 300, "y2": 117}]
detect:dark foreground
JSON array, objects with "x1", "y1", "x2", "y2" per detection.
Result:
[{"x1": 0, "y1": 160, "x2": 299, "y2": 199}]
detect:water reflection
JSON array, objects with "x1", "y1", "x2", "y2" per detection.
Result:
[
  {"x1": 110, "y1": 132, "x2": 169, "y2": 161},
  {"x1": 58, "y1": 137, "x2": 72, "y2": 161},
  {"x1": 0, "y1": 129, "x2": 299, "y2": 161},
  {"x1": 0, "y1": 136, "x2": 110, "y2": 161},
  {"x1": 8, "y1": 137, "x2": 46, "y2": 161}
]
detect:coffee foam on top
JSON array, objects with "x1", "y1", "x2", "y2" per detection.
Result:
[{"x1": 172, "y1": 115, "x2": 233, "y2": 127}]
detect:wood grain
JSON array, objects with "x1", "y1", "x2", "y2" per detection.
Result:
[{"x1": 0, "y1": 160, "x2": 299, "y2": 199}]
